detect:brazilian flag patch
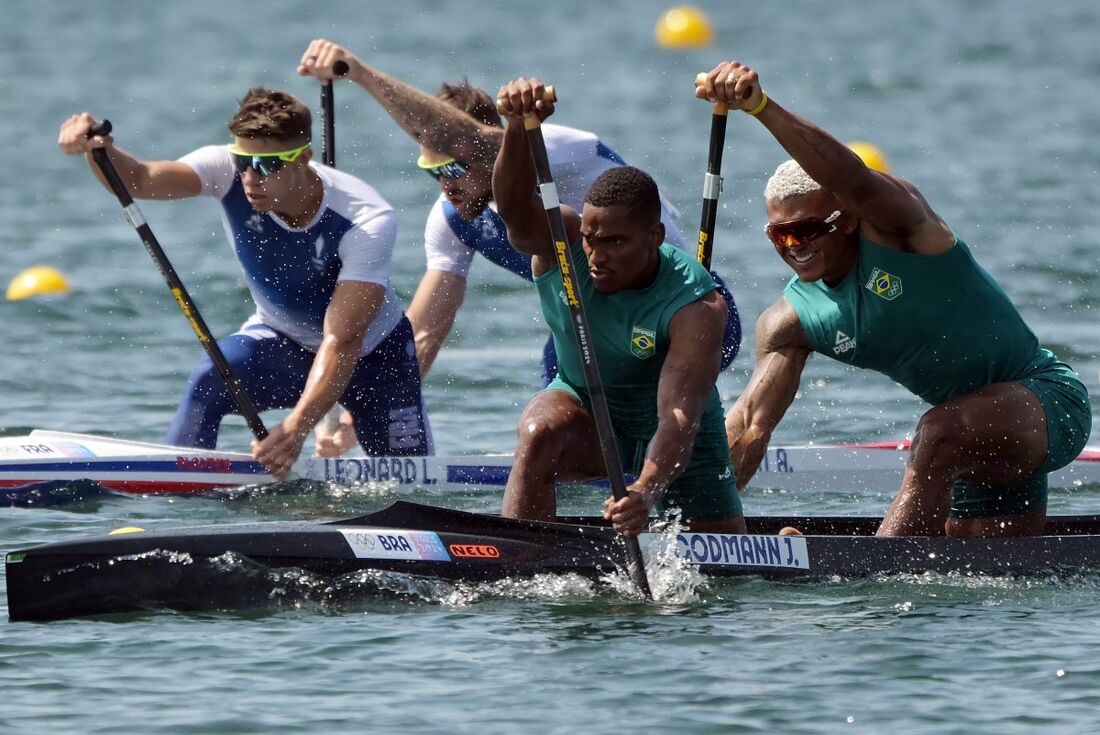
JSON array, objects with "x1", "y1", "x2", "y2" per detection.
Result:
[
  {"x1": 630, "y1": 326, "x2": 656, "y2": 359},
  {"x1": 865, "y1": 267, "x2": 903, "y2": 300}
]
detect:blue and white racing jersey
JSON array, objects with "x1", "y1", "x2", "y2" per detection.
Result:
[
  {"x1": 180, "y1": 145, "x2": 403, "y2": 355},
  {"x1": 424, "y1": 123, "x2": 686, "y2": 279}
]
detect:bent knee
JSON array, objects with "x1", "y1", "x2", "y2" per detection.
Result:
[
  {"x1": 946, "y1": 512, "x2": 1046, "y2": 538},
  {"x1": 515, "y1": 394, "x2": 588, "y2": 450},
  {"x1": 910, "y1": 408, "x2": 966, "y2": 465},
  {"x1": 515, "y1": 410, "x2": 567, "y2": 453},
  {"x1": 182, "y1": 361, "x2": 232, "y2": 401}
]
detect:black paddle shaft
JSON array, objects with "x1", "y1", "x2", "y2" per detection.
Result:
[
  {"x1": 521, "y1": 115, "x2": 653, "y2": 599},
  {"x1": 321, "y1": 60, "x2": 349, "y2": 167},
  {"x1": 695, "y1": 102, "x2": 728, "y2": 270},
  {"x1": 86, "y1": 120, "x2": 269, "y2": 441}
]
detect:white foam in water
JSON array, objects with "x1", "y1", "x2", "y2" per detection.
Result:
[
  {"x1": 602, "y1": 513, "x2": 708, "y2": 603},
  {"x1": 325, "y1": 569, "x2": 598, "y2": 607},
  {"x1": 233, "y1": 515, "x2": 713, "y2": 611},
  {"x1": 218, "y1": 478, "x2": 406, "y2": 502},
  {"x1": 443, "y1": 574, "x2": 599, "y2": 606},
  {"x1": 322, "y1": 479, "x2": 404, "y2": 499}
]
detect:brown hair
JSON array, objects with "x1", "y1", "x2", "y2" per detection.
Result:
[
  {"x1": 228, "y1": 87, "x2": 312, "y2": 144},
  {"x1": 436, "y1": 80, "x2": 502, "y2": 128}
]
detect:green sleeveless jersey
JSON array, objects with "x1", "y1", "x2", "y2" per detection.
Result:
[
  {"x1": 784, "y1": 233, "x2": 1057, "y2": 406},
  {"x1": 534, "y1": 241, "x2": 724, "y2": 439}
]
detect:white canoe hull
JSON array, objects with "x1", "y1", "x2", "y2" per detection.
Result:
[{"x1": 0, "y1": 429, "x2": 1097, "y2": 501}]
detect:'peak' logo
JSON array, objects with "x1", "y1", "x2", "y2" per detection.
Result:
[{"x1": 833, "y1": 330, "x2": 856, "y2": 355}]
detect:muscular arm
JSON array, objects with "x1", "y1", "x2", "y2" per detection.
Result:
[
  {"x1": 632, "y1": 291, "x2": 728, "y2": 505},
  {"x1": 254, "y1": 279, "x2": 385, "y2": 475},
  {"x1": 724, "y1": 297, "x2": 812, "y2": 490},
  {"x1": 351, "y1": 65, "x2": 501, "y2": 166},
  {"x1": 406, "y1": 269, "x2": 467, "y2": 377},
  {"x1": 754, "y1": 100, "x2": 950, "y2": 250},
  {"x1": 86, "y1": 148, "x2": 202, "y2": 200},
  {"x1": 697, "y1": 63, "x2": 952, "y2": 253},
  {"x1": 298, "y1": 40, "x2": 501, "y2": 166},
  {"x1": 291, "y1": 280, "x2": 385, "y2": 432},
  {"x1": 59, "y1": 113, "x2": 201, "y2": 200},
  {"x1": 491, "y1": 117, "x2": 578, "y2": 274},
  {"x1": 254, "y1": 280, "x2": 384, "y2": 476}
]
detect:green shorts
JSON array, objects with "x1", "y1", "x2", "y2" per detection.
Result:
[
  {"x1": 951, "y1": 361, "x2": 1092, "y2": 518},
  {"x1": 615, "y1": 434, "x2": 743, "y2": 522},
  {"x1": 544, "y1": 377, "x2": 742, "y2": 522}
]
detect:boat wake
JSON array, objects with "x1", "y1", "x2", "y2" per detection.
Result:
[
  {"x1": 209, "y1": 478, "x2": 426, "y2": 502},
  {"x1": 234, "y1": 561, "x2": 604, "y2": 612},
  {"x1": 94, "y1": 527, "x2": 715, "y2": 619},
  {"x1": 204, "y1": 478, "x2": 508, "y2": 518},
  {"x1": 865, "y1": 568, "x2": 1100, "y2": 593},
  {"x1": 0, "y1": 479, "x2": 121, "y2": 509}
]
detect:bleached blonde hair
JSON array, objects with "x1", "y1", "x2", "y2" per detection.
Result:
[{"x1": 764, "y1": 159, "x2": 823, "y2": 203}]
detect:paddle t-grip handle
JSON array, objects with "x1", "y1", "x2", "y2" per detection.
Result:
[
  {"x1": 333, "y1": 60, "x2": 349, "y2": 77},
  {"x1": 695, "y1": 71, "x2": 755, "y2": 101},
  {"x1": 87, "y1": 119, "x2": 113, "y2": 138},
  {"x1": 495, "y1": 86, "x2": 557, "y2": 115}
]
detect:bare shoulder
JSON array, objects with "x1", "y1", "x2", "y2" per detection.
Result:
[
  {"x1": 562, "y1": 205, "x2": 581, "y2": 242},
  {"x1": 669, "y1": 288, "x2": 726, "y2": 336},
  {"x1": 678, "y1": 285, "x2": 725, "y2": 311},
  {"x1": 531, "y1": 205, "x2": 581, "y2": 277},
  {"x1": 755, "y1": 298, "x2": 810, "y2": 354},
  {"x1": 857, "y1": 173, "x2": 955, "y2": 254}
]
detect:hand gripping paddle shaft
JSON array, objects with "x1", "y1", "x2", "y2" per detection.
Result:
[
  {"x1": 502, "y1": 89, "x2": 653, "y2": 599},
  {"x1": 86, "y1": 120, "x2": 270, "y2": 441},
  {"x1": 319, "y1": 60, "x2": 349, "y2": 432},
  {"x1": 321, "y1": 60, "x2": 349, "y2": 168},
  {"x1": 693, "y1": 72, "x2": 729, "y2": 270}
]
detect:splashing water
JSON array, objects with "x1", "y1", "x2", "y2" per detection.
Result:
[{"x1": 597, "y1": 512, "x2": 709, "y2": 604}]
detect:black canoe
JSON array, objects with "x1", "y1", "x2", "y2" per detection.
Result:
[{"x1": 9, "y1": 501, "x2": 1100, "y2": 621}]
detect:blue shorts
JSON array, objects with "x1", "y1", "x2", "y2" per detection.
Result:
[
  {"x1": 166, "y1": 317, "x2": 431, "y2": 455},
  {"x1": 540, "y1": 271, "x2": 741, "y2": 386}
]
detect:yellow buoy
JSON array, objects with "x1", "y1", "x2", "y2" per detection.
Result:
[
  {"x1": 6, "y1": 265, "x2": 71, "y2": 301},
  {"x1": 108, "y1": 527, "x2": 146, "y2": 535},
  {"x1": 655, "y1": 6, "x2": 715, "y2": 49},
  {"x1": 848, "y1": 141, "x2": 891, "y2": 174}
]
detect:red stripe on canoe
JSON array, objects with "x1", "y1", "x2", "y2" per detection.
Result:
[{"x1": 0, "y1": 479, "x2": 241, "y2": 494}]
